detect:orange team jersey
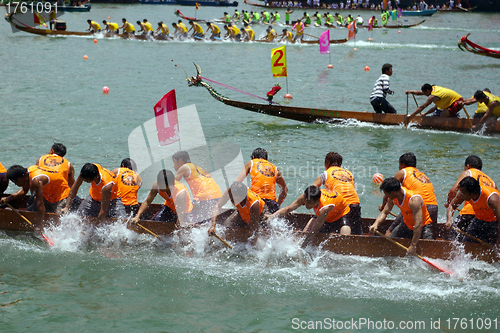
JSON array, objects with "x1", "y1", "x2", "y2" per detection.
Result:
[
  {"x1": 89, "y1": 164, "x2": 118, "y2": 202},
  {"x1": 401, "y1": 167, "x2": 437, "y2": 206},
  {"x1": 159, "y1": 181, "x2": 193, "y2": 214},
  {"x1": 469, "y1": 186, "x2": 500, "y2": 222},
  {"x1": 235, "y1": 189, "x2": 265, "y2": 224},
  {"x1": 393, "y1": 187, "x2": 433, "y2": 230},
  {"x1": 184, "y1": 163, "x2": 222, "y2": 201},
  {"x1": 460, "y1": 169, "x2": 495, "y2": 215},
  {"x1": 0, "y1": 162, "x2": 6, "y2": 173},
  {"x1": 38, "y1": 154, "x2": 70, "y2": 182},
  {"x1": 115, "y1": 167, "x2": 141, "y2": 206},
  {"x1": 322, "y1": 166, "x2": 360, "y2": 205},
  {"x1": 313, "y1": 189, "x2": 350, "y2": 223},
  {"x1": 250, "y1": 158, "x2": 278, "y2": 201},
  {"x1": 28, "y1": 165, "x2": 70, "y2": 203}
]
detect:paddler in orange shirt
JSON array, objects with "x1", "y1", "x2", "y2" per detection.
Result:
[
  {"x1": 1, "y1": 164, "x2": 71, "y2": 229},
  {"x1": 445, "y1": 155, "x2": 496, "y2": 240},
  {"x1": 132, "y1": 170, "x2": 192, "y2": 227},
  {"x1": 0, "y1": 161, "x2": 8, "y2": 195},
  {"x1": 381, "y1": 152, "x2": 438, "y2": 236},
  {"x1": 113, "y1": 158, "x2": 142, "y2": 216},
  {"x1": 313, "y1": 152, "x2": 362, "y2": 235},
  {"x1": 37, "y1": 143, "x2": 75, "y2": 188},
  {"x1": 62, "y1": 163, "x2": 125, "y2": 223},
  {"x1": 173, "y1": 151, "x2": 222, "y2": 223},
  {"x1": 234, "y1": 148, "x2": 287, "y2": 214},
  {"x1": 446, "y1": 177, "x2": 500, "y2": 246},
  {"x1": 209, "y1": 182, "x2": 266, "y2": 238},
  {"x1": 270, "y1": 185, "x2": 351, "y2": 248},
  {"x1": 370, "y1": 178, "x2": 434, "y2": 256}
]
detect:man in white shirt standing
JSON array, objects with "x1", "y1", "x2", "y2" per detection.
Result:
[{"x1": 369, "y1": 63, "x2": 397, "y2": 114}]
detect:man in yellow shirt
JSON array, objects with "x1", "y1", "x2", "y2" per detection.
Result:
[
  {"x1": 86, "y1": 19, "x2": 101, "y2": 33},
  {"x1": 406, "y1": 84, "x2": 463, "y2": 121},
  {"x1": 463, "y1": 89, "x2": 500, "y2": 131},
  {"x1": 206, "y1": 22, "x2": 221, "y2": 40},
  {"x1": 188, "y1": 20, "x2": 205, "y2": 39}
]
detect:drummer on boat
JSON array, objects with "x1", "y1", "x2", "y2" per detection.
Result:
[
  {"x1": 120, "y1": 18, "x2": 135, "y2": 36},
  {"x1": 446, "y1": 177, "x2": 500, "y2": 247},
  {"x1": 271, "y1": 185, "x2": 352, "y2": 248},
  {"x1": 86, "y1": 19, "x2": 101, "y2": 33},
  {"x1": 370, "y1": 177, "x2": 434, "y2": 256},
  {"x1": 209, "y1": 182, "x2": 267, "y2": 238},
  {"x1": 445, "y1": 155, "x2": 496, "y2": 241},
  {"x1": 132, "y1": 170, "x2": 192, "y2": 227},
  {"x1": 406, "y1": 84, "x2": 464, "y2": 122}
]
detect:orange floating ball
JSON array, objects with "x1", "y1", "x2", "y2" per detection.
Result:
[
  {"x1": 94, "y1": 39, "x2": 98, "y2": 44},
  {"x1": 108, "y1": 16, "x2": 111, "y2": 19},
  {"x1": 83, "y1": 55, "x2": 88, "y2": 60},
  {"x1": 398, "y1": 30, "x2": 401, "y2": 33},
  {"x1": 327, "y1": 64, "x2": 333, "y2": 69},
  {"x1": 102, "y1": 86, "x2": 110, "y2": 94},
  {"x1": 284, "y1": 93, "x2": 293, "y2": 99},
  {"x1": 372, "y1": 173, "x2": 384, "y2": 184},
  {"x1": 364, "y1": 66, "x2": 370, "y2": 71}
]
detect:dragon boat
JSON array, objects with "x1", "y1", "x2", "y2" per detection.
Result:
[
  {"x1": 186, "y1": 64, "x2": 500, "y2": 134},
  {"x1": 1, "y1": 196, "x2": 497, "y2": 263},
  {"x1": 458, "y1": 33, "x2": 500, "y2": 60}
]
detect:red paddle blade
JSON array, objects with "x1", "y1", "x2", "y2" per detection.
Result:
[
  {"x1": 42, "y1": 234, "x2": 55, "y2": 247},
  {"x1": 421, "y1": 257, "x2": 452, "y2": 276}
]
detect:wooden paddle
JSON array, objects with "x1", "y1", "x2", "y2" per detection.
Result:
[
  {"x1": 405, "y1": 93, "x2": 409, "y2": 129},
  {"x1": 448, "y1": 225, "x2": 492, "y2": 248},
  {"x1": 6, "y1": 203, "x2": 54, "y2": 246},
  {"x1": 375, "y1": 230, "x2": 452, "y2": 275},
  {"x1": 137, "y1": 222, "x2": 159, "y2": 238},
  {"x1": 462, "y1": 105, "x2": 474, "y2": 128},
  {"x1": 304, "y1": 33, "x2": 319, "y2": 39},
  {"x1": 214, "y1": 233, "x2": 233, "y2": 249}
]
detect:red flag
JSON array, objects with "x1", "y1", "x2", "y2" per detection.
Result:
[
  {"x1": 154, "y1": 90, "x2": 180, "y2": 146},
  {"x1": 195, "y1": 2, "x2": 200, "y2": 9},
  {"x1": 348, "y1": 21, "x2": 355, "y2": 40}
]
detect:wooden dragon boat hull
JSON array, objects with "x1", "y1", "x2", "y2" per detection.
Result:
[
  {"x1": 251, "y1": 38, "x2": 348, "y2": 44},
  {"x1": 401, "y1": 9, "x2": 437, "y2": 16},
  {"x1": 0, "y1": 205, "x2": 497, "y2": 262}
]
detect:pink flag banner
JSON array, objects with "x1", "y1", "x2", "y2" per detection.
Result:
[
  {"x1": 154, "y1": 90, "x2": 180, "y2": 146},
  {"x1": 319, "y1": 30, "x2": 330, "y2": 54},
  {"x1": 368, "y1": 20, "x2": 373, "y2": 31}
]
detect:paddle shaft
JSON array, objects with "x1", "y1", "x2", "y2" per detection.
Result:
[
  {"x1": 462, "y1": 105, "x2": 474, "y2": 128},
  {"x1": 7, "y1": 203, "x2": 33, "y2": 226},
  {"x1": 406, "y1": 94, "x2": 409, "y2": 129},
  {"x1": 304, "y1": 33, "x2": 319, "y2": 39},
  {"x1": 137, "y1": 222, "x2": 159, "y2": 238},
  {"x1": 214, "y1": 233, "x2": 233, "y2": 249},
  {"x1": 375, "y1": 231, "x2": 452, "y2": 275},
  {"x1": 449, "y1": 225, "x2": 492, "y2": 248}
]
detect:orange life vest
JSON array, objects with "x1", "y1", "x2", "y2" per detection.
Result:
[
  {"x1": 461, "y1": 169, "x2": 495, "y2": 215},
  {"x1": 183, "y1": 163, "x2": 222, "y2": 201},
  {"x1": 89, "y1": 164, "x2": 118, "y2": 202},
  {"x1": 313, "y1": 189, "x2": 350, "y2": 223},
  {"x1": 393, "y1": 187, "x2": 433, "y2": 230},
  {"x1": 115, "y1": 167, "x2": 141, "y2": 206},
  {"x1": 235, "y1": 189, "x2": 265, "y2": 224},
  {"x1": 38, "y1": 154, "x2": 71, "y2": 182},
  {"x1": 158, "y1": 181, "x2": 193, "y2": 214},
  {"x1": 28, "y1": 165, "x2": 70, "y2": 203},
  {"x1": 250, "y1": 158, "x2": 278, "y2": 201},
  {"x1": 469, "y1": 186, "x2": 500, "y2": 222},
  {"x1": 402, "y1": 167, "x2": 438, "y2": 206},
  {"x1": 324, "y1": 166, "x2": 360, "y2": 205}
]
